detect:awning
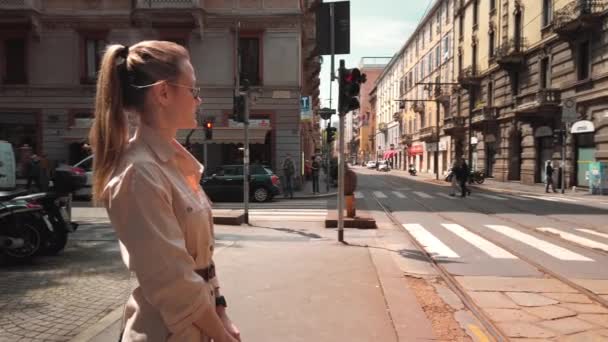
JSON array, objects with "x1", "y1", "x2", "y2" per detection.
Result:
[
  {"x1": 383, "y1": 150, "x2": 397, "y2": 159},
  {"x1": 571, "y1": 120, "x2": 595, "y2": 134},
  {"x1": 177, "y1": 127, "x2": 270, "y2": 145},
  {"x1": 409, "y1": 145, "x2": 424, "y2": 156}
]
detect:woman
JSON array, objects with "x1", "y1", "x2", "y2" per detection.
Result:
[{"x1": 89, "y1": 41, "x2": 240, "y2": 342}]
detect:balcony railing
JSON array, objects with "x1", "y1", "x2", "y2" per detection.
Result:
[
  {"x1": 457, "y1": 66, "x2": 481, "y2": 87},
  {"x1": 393, "y1": 112, "x2": 401, "y2": 122},
  {"x1": 472, "y1": 106, "x2": 498, "y2": 126},
  {"x1": 378, "y1": 122, "x2": 388, "y2": 133},
  {"x1": 400, "y1": 133, "x2": 413, "y2": 146},
  {"x1": 495, "y1": 38, "x2": 527, "y2": 70},
  {"x1": 554, "y1": 0, "x2": 606, "y2": 37},
  {"x1": 443, "y1": 116, "x2": 466, "y2": 135},
  {"x1": 433, "y1": 86, "x2": 452, "y2": 104},
  {"x1": 411, "y1": 101, "x2": 425, "y2": 114},
  {"x1": 0, "y1": 0, "x2": 41, "y2": 10},
  {"x1": 516, "y1": 89, "x2": 561, "y2": 114},
  {"x1": 419, "y1": 126, "x2": 438, "y2": 141},
  {"x1": 454, "y1": 0, "x2": 465, "y2": 16},
  {"x1": 134, "y1": 0, "x2": 201, "y2": 9}
]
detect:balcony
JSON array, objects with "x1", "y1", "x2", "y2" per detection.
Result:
[
  {"x1": 443, "y1": 116, "x2": 466, "y2": 136},
  {"x1": 432, "y1": 86, "x2": 452, "y2": 105},
  {"x1": 400, "y1": 133, "x2": 413, "y2": 146},
  {"x1": 457, "y1": 67, "x2": 482, "y2": 87},
  {"x1": 419, "y1": 126, "x2": 438, "y2": 142},
  {"x1": 0, "y1": 0, "x2": 42, "y2": 34},
  {"x1": 515, "y1": 89, "x2": 561, "y2": 115},
  {"x1": 554, "y1": 0, "x2": 606, "y2": 39},
  {"x1": 411, "y1": 101, "x2": 425, "y2": 114},
  {"x1": 393, "y1": 112, "x2": 401, "y2": 122},
  {"x1": 471, "y1": 106, "x2": 499, "y2": 127},
  {"x1": 495, "y1": 38, "x2": 527, "y2": 71},
  {"x1": 131, "y1": 0, "x2": 204, "y2": 31},
  {"x1": 378, "y1": 122, "x2": 388, "y2": 134},
  {"x1": 454, "y1": 0, "x2": 465, "y2": 16}
]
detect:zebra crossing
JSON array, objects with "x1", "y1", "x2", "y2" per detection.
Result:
[
  {"x1": 401, "y1": 222, "x2": 608, "y2": 263},
  {"x1": 213, "y1": 200, "x2": 328, "y2": 221}
]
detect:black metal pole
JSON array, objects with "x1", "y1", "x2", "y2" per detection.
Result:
[
  {"x1": 435, "y1": 99, "x2": 440, "y2": 180},
  {"x1": 468, "y1": 85, "x2": 473, "y2": 168}
]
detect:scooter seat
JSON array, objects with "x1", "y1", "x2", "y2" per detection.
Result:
[{"x1": 0, "y1": 189, "x2": 29, "y2": 201}]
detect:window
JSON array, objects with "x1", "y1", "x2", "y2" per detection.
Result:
[
  {"x1": 542, "y1": 0, "x2": 552, "y2": 27},
  {"x1": 473, "y1": 0, "x2": 479, "y2": 28},
  {"x1": 420, "y1": 60, "x2": 425, "y2": 79},
  {"x1": 3, "y1": 38, "x2": 27, "y2": 84},
  {"x1": 436, "y1": 45, "x2": 441, "y2": 67},
  {"x1": 443, "y1": 36, "x2": 450, "y2": 57},
  {"x1": 487, "y1": 81, "x2": 494, "y2": 107},
  {"x1": 239, "y1": 37, "x2": 260, "y2": 86},
  {"x1": 472, "y1": 43, "x2": 478, "y2": 72},
  {"x1": 422, "y1": 32, "x2": 425, "y2": 49},
  {"x1": 514, "y1": 10, "x2": 523, "y2": 47},
  {"x1": 577, "y1": 40, "x2": 591, "y2": 81},
  {"x1": 430, "y1": 19, "x2": 433, "y2": 41},
  {"x1": 540, "y1": 57, "x2": 550, "y2": 88},
  {"x1": 511, "y1": 71, "x2": 520, "y2": 96},
  {"x1": 446, "y1": 0, "x2": 451, "y2": 24},
  {"x1": 489, "y1": 30, "x2": 496, "y2": 58},
  {"x1": 428, "y1": 53, "x2": 432, "y2": 74},
  {"x1": 458, "y1": 52, "x2": 463, "y2": 73},
  {"x1": 83, "y1": 36, "x2": 106, "y2": 83},
  {"x1": 490, "y1": 0, "x2": 496, "y2": 13},
  {"x1": 459, "y1": 15, "x2": 464, "y2": 40}
]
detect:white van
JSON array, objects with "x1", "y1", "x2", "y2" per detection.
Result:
[{"x1": 0, "y1": 141, "x2": 16, "y2": 190}]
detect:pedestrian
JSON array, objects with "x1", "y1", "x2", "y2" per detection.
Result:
[
  {"x1": 311, "y1": 156, "x2": 320, "y2": 194},
  {"x1": 89, "y1": 41, "x2": 240, "y2": 342},
  {"x1": 282, "y1": 153, "x2": 295, "y2": 199},
  {"x1": 26, "y1": 154, "x2": 43, "y2": 191},
  {"x1": 448, "y1": 161, "x2": 460, "y2": 196},
  {"x1": 458, "y1": 159, "x2": 471, "y2": 197},
  {"x1": 545, "y1": 160, "x2": 557, "y2": 193}
]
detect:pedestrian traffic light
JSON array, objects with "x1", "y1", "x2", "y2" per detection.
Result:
[
  {"x1": 338, "y1": 66, "x2": 367, "y2": 115},
  {"x1": 326, "y1": 126, "x2": 337, "y2": 144},
  {"x1": 205, "y1": 121, "x2": 213, "y2": 140},
  {"x1": 233, "y1": 95, "x2": 245, "y2": 122}
]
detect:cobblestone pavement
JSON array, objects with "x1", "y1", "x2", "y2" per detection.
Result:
[{"x1": 0, "y1": 215, "x2": 135, "y2": 342}]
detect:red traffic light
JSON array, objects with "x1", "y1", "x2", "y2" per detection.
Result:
[{"x1": 205, "y1": 122, "x2": 213, "y2": 129}]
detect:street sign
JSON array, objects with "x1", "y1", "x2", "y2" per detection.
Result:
[
  {"x1": 300, "y1": 96, "x2": 312, "y2": 122},
  {"x1": 318, "y1": 107, "x2": 336, "y2": 120},
  {"x1": 562, "y1": 98, "x2": 577, "y2": 123}
]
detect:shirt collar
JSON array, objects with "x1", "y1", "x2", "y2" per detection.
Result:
[{"x1": 135, "y1": 124, "x2": 176, "y2": 163}]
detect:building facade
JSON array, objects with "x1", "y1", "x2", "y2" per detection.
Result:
[{"x1": 0, "y1": 0, "x2": 321, "y2": 183}]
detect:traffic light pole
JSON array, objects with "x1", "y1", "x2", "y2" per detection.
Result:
[
  {"x1": 327, "y1": 2, "x2": 336, "y2": 195},
  {"x1": 234, "y1": 20, "x2": 250, "y2": 224},
  {"x1": 337, "y1": 59, "x2": 345, "y2": 243}
]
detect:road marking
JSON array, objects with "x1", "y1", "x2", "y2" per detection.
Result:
[
  {"x1": 436, "y1": 192, "x2": 456, "y2": 199},
  {"x1": 485, "y1": 225, "x2": 593, "y2": 261},
  {"x1": 373, "y1": 191, "x2": 388, "y2": 198},
  {"x1": 413, "y1": 191, "x2": 433, "y2": 199},
  {"x1": 522, "y1": 195, "x2": 560, "y2": 202},
  {"x1": 354, "y1": 191, "x2": 364, "y2": 199},
  {"x1": 468, "y1": 324, "x2": 490, "y2": 342},
  {"x1": 477, "y1": 193, "x2": 507, "y2": 201},
  {"x1": 398, "y1": 187, "x2": 411, "y2": 191},
  {"x1": 392, "y1": 191, "x2": 407, "y2": 198},
  {"x1": 577, "y1": 229, "x2": 608, "y2": 240},
  {"x1": 538, "y1": 227, "x2": 608, "y2": 252},
  {"x1": 402, "y1": 224, "x2": 460, "y2": 258},
  {"x1": 544, "y1": 196, "x2": 578, "y2": 202},
  {"x1": 250, "y1": 209, "x2": 328, "y2": 222},
  {"x1": 441, "y1": 224, "x2": 517, "y2": 259},
  {"x1": 503, "y1": 194, "x2": 532, "y2": 201}
]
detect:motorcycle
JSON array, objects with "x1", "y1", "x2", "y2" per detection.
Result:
[
  {"x1": 469, "y1": 170, "x2": 485, "y2": 184},
  {"x1": 0, "y1": 189, "x2": 47, "y2": 264},
  {"x1": 408, "y1": 164, "x2": 417, "y2": 176}
]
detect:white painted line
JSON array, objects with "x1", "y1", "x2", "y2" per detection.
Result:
[
  {"x1": 577, "y1": 229, "x2": 608, "y2": 240},
  {"x1": 413, "y1": 191, "x2": 433, "y2": 199},
  {"x1": 544, "y1": 196, "x2": 579, "y2": 202},
  {"x1": 477, "y1": 193, "x2": 507, "y2": 201},
  {"x1": 436, "y1": 192, "x2": 456, "y2": 199},
  {"x1": 402, "y1": 224, "x2": 460, "y2": 258},
  {"x1": 503, "y1": 195, "x2": 532, "y2": 201},
  {"x1": 537, "y1": 228, "x2": 608, "y2": 253},
  {"x1": 522, "y1": 195, "x2": 560, "y2": 202},
  {"x1": 441, "y1": 223, "x2": 517, "y2": 259},
  {"x1": 392, "y1": 191, "x2": 407, "y2": 198},
  {"x1": 485, "y1": 225, "x2": 593, "y2": 261},
  {"x1": 373, "y1": 191, "x2": 388, "y2": 198},
  {"x1": 354, "y1": 191, "x2": 364, "y2": 199},
  {"x1": 250, "y1": 216, "x2": 326, "y2": 221},
  {"x1": 250, "y1": 211, "x2": 327, "y2": 216}
]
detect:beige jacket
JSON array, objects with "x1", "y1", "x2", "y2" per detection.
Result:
[{"x1": 105, "y1": 124, "x2": 219, "y2": 342}]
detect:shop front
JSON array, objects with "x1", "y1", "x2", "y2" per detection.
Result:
[
  {"x1": 571, "y1": 120, "x2": 596, "y2": 187},
  {"x1": 409, "y1": 144, "x2": 424, "y2": 171}
]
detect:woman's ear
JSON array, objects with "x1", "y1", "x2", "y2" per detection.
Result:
[{"x1": 151, "y1": 81, "x2": 171, "y2": 107}]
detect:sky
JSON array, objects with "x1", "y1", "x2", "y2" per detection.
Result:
[{"x1": 319, "y1": 0, "x2": 435, "y2": 125}]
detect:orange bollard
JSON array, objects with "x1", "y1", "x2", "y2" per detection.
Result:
[{"x1": 345, "y1": 194, "x2": 356, "y2": 218}]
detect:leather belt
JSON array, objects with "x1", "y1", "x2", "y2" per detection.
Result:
[{"x1": 195, "y1": 263, "x2": 216, "y2": 282}]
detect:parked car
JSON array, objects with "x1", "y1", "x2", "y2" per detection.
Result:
[
  {"x1": 201, "y1": 164, "x2": 281, "y2": 202},
  {"x1": 377, "y1": 160, "x2": 390, "y2": 172},
  {"x1": 366, "y1": 161, "x2": 377, "y2": 169},
  {"x1": 63, "y1": 155, "x2": 93, "y2": 199}
]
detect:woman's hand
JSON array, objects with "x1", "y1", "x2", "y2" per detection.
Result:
[{"x1": 217, "y1": 307, "x2": 241, "y2": 341}]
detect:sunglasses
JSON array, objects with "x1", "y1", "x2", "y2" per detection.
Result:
[{"x1": 131, "y1": 80, "x2": 201, "y2": 99}]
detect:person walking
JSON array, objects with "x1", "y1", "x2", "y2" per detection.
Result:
[
  {"x1": 448, "y1": 161, "x2": 461, "y2": 196},
  {"x1": 545, "y1": 160, "x2": 557, "y2": 193},
  {"x1": 458, "y1": 159, "x2": 471, "y2": 197},
  {"x1": 282, "y1": 153, "x2": 295, "y2": 199},
  {"x1": 89, "y1": 41, "x2": 240, "y2": 342},
  {"x1": 311, "y1": 156, "x2": 320, "y2": 194}
]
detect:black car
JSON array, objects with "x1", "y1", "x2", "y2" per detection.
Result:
[{"x1": 201, "y1": 164, "x2": 281, "y2": 202}]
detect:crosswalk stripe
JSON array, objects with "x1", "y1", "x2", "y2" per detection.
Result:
[
  {"x1": 436, "y1": 192, "x2": 456, "y2": 199},
  {"x1": 373, "y1": 191, "x2": 388, "y2": 198},
  {"x1": 402, "y1": 224, "x2": 459, "y2": 258},
  {"x1": 413, "y1": 191, "x2": 433, "y2": 199},
  {"x1": 441, "y1": 224, "x2": 517, "y2": 259},
  {"x1": 522, "y1": 195, "x2": 560, "y2": 202},
  {"x1": 577, "y1": 229, "x2": 608, "y2": 240},
  {"x1": 503, "y1": 195, "x2": 532, "y2": 201},
  {"x1": 250, "y1": 211, "x2": 326, "y2": 216},
  {"x1": 477, "y1": 193, "x2": 507, "y2": 201},
  {"x1": 545, "y1": 196, "x2": 578, "y2": 202},
  {"x1": 354, "y1": 191, "x2": 364, "y2": 199},
  {"x1": 538, "y1": 228, "x2": 608, "y2": 252},
  {"x1": 485, "y1": 225, "x2": 593, "y2": 261},
  {"x1": 392, "y1": 191, "x2": 407, "y2": 198}
]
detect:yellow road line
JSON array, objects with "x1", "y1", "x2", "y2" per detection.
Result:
[{"x1": 468, "y1": 324, "x2": 491, "y2": 342}]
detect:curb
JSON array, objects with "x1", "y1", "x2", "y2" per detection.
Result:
[
  {"x1": 70, "y1": 306, "x2": 123, "y2": 342},
  {"x1": 289, "y1": 192, "x2": 337, "y2": 200}
]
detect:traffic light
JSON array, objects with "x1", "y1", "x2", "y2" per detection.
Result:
[
  {"x1": 326, "y1": 126, "x2": 337, "y2": 144},
  {"x1": 338, "y1": 66, "x2": 367, "y2": 115},
  {"x1": 233, "y1": 95, "x2": 245, "y2": 122},
  {"x1": 553, "y1": 128, "x2": 563, "y2": 145},
  {"x1": 204, "y1": 121, "x2": 213, "y2": 140}
]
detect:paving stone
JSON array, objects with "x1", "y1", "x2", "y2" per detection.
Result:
[
  {"x1": 578, "y1": 314, "x2": 608, "y2": 328},
  {"x1": 468, "y1": 291, "x2": 519, "y2": 309},
  {"x1": 456, "y1": 276, "x2": 577, "y2": 293},
  {"x1": 539, "y1": 316, "x2": 595, "y2": 335},
  {"x1": 598, "y1": 329, "x2": 608, "y2": 337},
  {"x1": 543, "y1": 292, "x2": 593, "y2": 304},
  {"x1": 573, "y1": 279, "x2": 608, "y2": 295},
  {"x1": 506, "y1": 292, "x2": 559, "y2": 307},
  {"x1": 497, "y1": 322, "x2": 557, "y2": 339},
  {"x1": 559, "y1": 330, "x2": 608, "y2": 342},
  {"x1": 560, "y1": 303, "x2": 608, "y2": 314},
  {"x1": 523, "y1": 305, "x2": 577, "y2": 320},
  {"x1": 485, "y1": 308, "x2": 539, "y2": 322}
]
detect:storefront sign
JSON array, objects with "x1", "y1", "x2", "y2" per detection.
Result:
[
  {"x1": 409, "y1": 144, "x2": 424, "y2": 155},
  {"x1": 300, "y1": 96, "x2": 312, "y2": 123},
  {"x1": 229, "y1": 119, "x2": 271, "y2": 128},
  {"x1": 571, "y1": 120, "x2": 595, "y2": 134},
  {"x1": 438, "y1": 140, "x2": 448, "y2": 151}
]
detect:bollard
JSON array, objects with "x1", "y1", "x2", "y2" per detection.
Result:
[{"x1": 345, "y1": 194, "x2": 356, "y2": 218}]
